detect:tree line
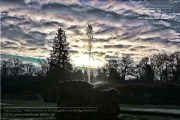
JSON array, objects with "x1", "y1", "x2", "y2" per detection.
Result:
[
  {"x1": 1, "y1": 58, "x2": 37, "y2": 76},
  {"x1": 1, "y1": 27, "x2": 180, "y2": 102},
  {"x1": 1, "y1": 27, "x2": 180, "y2": 84},
  {"x1": 104, "y1": 52, "x2": 180, "y2": 82}
]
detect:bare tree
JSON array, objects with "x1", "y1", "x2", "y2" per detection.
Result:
[
  {"x1": 150, "y1": 53, "x2": 179, "y2": 81},
  {"x1": 38, "y1": 59, "x2": 49, "y2": 76},
  {"x1": 118, "y1": 55, "x2": 134, "y2": 80},
  {"x1": 150, "y1": 54, "x2": 165, "y2": 81},
  {"x1": 138, "y1": 57, "x2": 154, "y2": 82},
  {"x1": 1, "y1": 60, "x2": 11, "y2": 76},
  {"x1": 168, "y1": 51, "x2": 180, "y2": 81},
  {"x1": 108, "y1": 60, "x2": 118, "y2": 69},
  {"x1": 24, "y1": 63, "x2": 36, "y2": 76},
  {"x1": 139, "y1": 57, "x2": 149, "y2": 67},
  {"x1": 96, "y1": 67, "x2": 108, "y2": 81},
  {"x1": 8, "y1": 58, "x2": 24, "y2": 76}
]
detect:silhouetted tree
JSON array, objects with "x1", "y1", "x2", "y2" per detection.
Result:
[
  {"x1": 83, "y1": 69, "x2": 88, "y2": 81},
  {"x1": 119, "y1": 55, "x2": 134, "y2": 80},
  {"x1": 96, "y1": 67, "x2": 104, "y2": 81},
  {"x1": 109, "y1": 67, "x2": 120, "y2": 81},
  {"x1": 150, "y1": 54, "x2": 165, "y2": 81},
  {"x1": 107, "y1": 60, "x2": 120, "y2": 81},
  {"x1": 47, "y1": 28, "x2": 72, "y2": 85},
  {"x1": 43, "y1": 28, "x2": 72, "y2": 101},
  {"x1": 102, "y1": 67, "x2": 108, "y2": 80},
  {"x1": 1, "y1": 58, "x2": 38, "y2": 76},
  {"x1": 108, "y1": 59, "x2": 118, "y2": 69},
  {"x1": 168, "y1": 51, "x2": 180, "y2": 81},
  {"x1": 38, "y1": 59, "x2": 49, "y2": 76},
  {"x1": 8, "y1": 58, "x2": 24, "y2": 76},
  {"x1": 140, "y1": 57, "x2": 149, "y2": 66},
  {"x1": 96, "y1": 66, "x2": 108, "y2": 81},
  {"x1": 138, "y1": 57, "x2": 154, "y2": 82},
  {"x1": 144, "y1": 64, "x2": 154, "y2": 82},
  {"x1": 90, "y1": 69, "x2": 95, "y2": 82},
  {"x1": 24, "y1": 63, "x2": 36, "y2": 76},
  {"x1": 73, "y1": 69, "x2": 83, "y2": 80},
  {"x1": 174, "y1": 52, "x2": 180, "y2": 81},
  {"x1": 127, "y1": 65, "x2": 140, "y2": 81},
  {"x1": 1, "y1": 60, "x2": 11, "y2": 76}
]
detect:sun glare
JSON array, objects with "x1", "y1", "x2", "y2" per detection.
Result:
[{"x1": 71, "y1": 54, "x2": 106, "y2": 68}]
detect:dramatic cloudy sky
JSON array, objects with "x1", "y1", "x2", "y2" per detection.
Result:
[{"x1": 1, "y1": 0, "x2": 180, "y2": 66}]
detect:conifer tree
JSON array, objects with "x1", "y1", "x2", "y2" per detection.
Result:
[{"x1": 48, "y1": 28, "x2": 72, "y2": 84}]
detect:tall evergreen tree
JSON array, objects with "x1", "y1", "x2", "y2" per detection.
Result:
[
  {"x1": 48, "y1": 28, "x2": 72, "y2": 84},
  {"x1": 83, "y1": 69, "x2": 88, "y2": 81}
]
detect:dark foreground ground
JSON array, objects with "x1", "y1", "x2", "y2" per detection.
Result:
[
  {"x1": 1, "y1": 99, "x2": 180, "y2": 120},
  {"x1": 1, "y1": 113, "x2": 180, "y2": 120},
  {"x1": 118, "y1": 114, "x2": 180, "y2": 120}
]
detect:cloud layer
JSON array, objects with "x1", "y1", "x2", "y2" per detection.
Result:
[{"x1": 1, "y1": 0, "x2": 180, "y2": 65}]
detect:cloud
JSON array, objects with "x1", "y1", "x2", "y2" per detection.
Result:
[
  {"x1": 1, "y1": 0, "x2": 180, "y2": 65},
  {"x1": 104, "y1": 44, "x2": 131, "y2": 48},
  {"x1": 0, "y1": 53, "x2": 40, "y2": 64},
  {"x1": 41, "y1": 2, "x2": 124, "y2": 22},
  {"x1": 140, "y1": 37, "x2": 180, "y2": 45},
  {"x1": 95, "y1": 26, "x2": 117, "y2": 34},
  {"x1": 129, "y1": 45, "x2": 148, "y2": 51},
  {"x1": 2, "y1": 23, "x2": 46, "y2": 46},
  {"x1": 68, "y1": 25, "x2": 79, "y2": 30}
]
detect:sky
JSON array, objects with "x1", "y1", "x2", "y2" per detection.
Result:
[{"x1": 1, "y1": 0, "x2": 180, "y2": 67}]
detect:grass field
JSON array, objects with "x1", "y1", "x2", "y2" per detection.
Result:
[
  {"x1": 120, "y1": 104, "x2": 180, "y2": 110},
  {"x1": 2, "y1": 99, "x2": 180, "y2": 110},
  {"x1": 119, "y1": 104, "x2": 180, "y2": 120},
  {"x1": 1, "y1": 99, "x2": 56, "y2": 109},
  {"x1": 1, "y1": 99, "x2": 180, "y2": 120},
  {"x1": 118, "y1": 114, "x2": 180, "y2": 120}
]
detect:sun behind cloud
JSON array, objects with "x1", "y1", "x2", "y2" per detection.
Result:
[{"x1": 71, "y1": 53, "x2": 106, "y2": 68}]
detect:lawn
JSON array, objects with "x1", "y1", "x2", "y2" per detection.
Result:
[
  {"x1": 2, "y1": 100, "x2": 180, "y2": 110},
  {"x1": 1, "y1": 99, "x2": 57, "y2": 109},
  {"x1": 1, "y1": 99, "x2": 57, "y2": 120},
  {"x1": 1, "y1": 100, "x2": 180, "y2": 120},
  {"x1": 118, "y1": 114, "x2": 180, "y2": 120},
  {"x1": 119, "y1": 104, "x2": 180, "y2": 120},
  {"x1": 120, "y1": 104, "x2": 180, "y2": 110}
]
